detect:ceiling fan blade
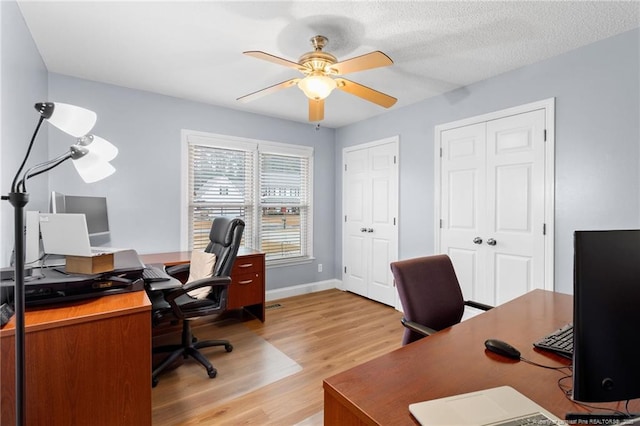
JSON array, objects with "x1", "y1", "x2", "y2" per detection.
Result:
[
  {"x1": 243, "y1": 51, "x2": 305, "y2": 71},
  {"x1": 329, "y1": 51, "x2": 393, "y2": 75},
  {"x1": 335, "y1": 78, "x2": 397, "y2": 108},
  {"x1": 237, "y1": 78, "x2": 300, "y2": 103},
  {"x1": 309, "y1": 99, "x2": 324, "y2": 122}
]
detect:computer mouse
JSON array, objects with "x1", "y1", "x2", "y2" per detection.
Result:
[{"x1": 484, "y1": 339, "x2": 521, "y2": 360}]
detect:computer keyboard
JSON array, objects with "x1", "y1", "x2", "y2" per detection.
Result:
[
  {"x1": 142, "y1": 266, "x2": 171, "y2": 282},
  {"x1": 533, "y1": 323, "x2": 573, "y2": 358}
]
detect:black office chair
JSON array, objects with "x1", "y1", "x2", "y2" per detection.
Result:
[
  {"x1": 390, "y1": 254, "x2": 493, "y2": 345},
  {"x1": 148, "y1": 217, "x2": 244, "y2": 386}
]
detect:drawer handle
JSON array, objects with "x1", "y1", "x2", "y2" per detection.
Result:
[
  {"x1": 238, "y1": 279, "x2": 253, "y2": 285},
  {"x1": 238, "y1": 263, "x2": 253, "y2": 268}
]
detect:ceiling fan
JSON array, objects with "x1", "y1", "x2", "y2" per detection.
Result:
[{"x1": 237, "y1": 35, "x2": 397, "y2": 122}]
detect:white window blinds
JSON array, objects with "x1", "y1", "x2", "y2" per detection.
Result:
[
  {"x1": 259, "y1": 152, "x2": 312, "y2": 261},
  {"x1": 185, "y1": 132, "x2": 313, "y2": 264},
  {"x1": 188, "y1": 144, "x2": 254, "y2": 250}
]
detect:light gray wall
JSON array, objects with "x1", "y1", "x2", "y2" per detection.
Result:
[
  {"x1": 335, "y1": 28, "x2": 640, "y2": 295},
  {"x1": 45, "y1": 74, "x2": 336, "y2": 291},
  {"x1": 3, "y1": 0, "x2": 638, "y2": 297},
  {"x1": 0, "y1": 0, "x2": 49, "y2": 266}
]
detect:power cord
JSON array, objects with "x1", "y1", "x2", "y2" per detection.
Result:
[
  {"x1": 518, "y1": 355, "x2": 639, "y2": 422},
  {"x1": 520, "y1": 356, "x2": 572, "y2": 371},
  {"x1": 557, "y1": 374, "x2": 640, "y2": 422}
]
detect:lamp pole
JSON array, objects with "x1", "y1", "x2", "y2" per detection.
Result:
[
  {"x1": 5, "y1": 150, "x2": 80, "y2": 425},
  {"x1": 2, "y1": 102, "x2": 116, "y2": 425},
  {"x1": 6, "y1": 192, "x2": 29, "y2": 426}
]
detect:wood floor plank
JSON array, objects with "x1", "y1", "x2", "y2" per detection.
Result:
[{"x1": 152, "y1": 289, "x2": 403, "y2": 425}]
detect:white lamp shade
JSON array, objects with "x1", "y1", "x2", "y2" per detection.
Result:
[
  {"x1": 83, "y1": 135, "x2": 118, "y2": 162},
  {"x1": 298, "y1": 75, "x2": 337, "y2": 100},
  {"x1": 72, "y1": 151, "x2": 115, "y2": 183},
  {"x1": 48, "y1": 102, "x2": 97, "y2": 137}
]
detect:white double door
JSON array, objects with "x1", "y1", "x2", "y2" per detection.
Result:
[
  {"x1": 438, "y1": 103, "x2": 553, "y2": 306},
  {"x1": 342, "y1": 138, "x2": 398, "y2": 307}
]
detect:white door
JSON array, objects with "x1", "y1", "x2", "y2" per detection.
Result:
[
  {"x1": 485, "y1": 110, "x2": 546, "y2": 304},
  {"x1": 439, "y1": 122, "x2": 487, "y2": 302},
  {"x1": 439, "y1": 103, "x2": 552, "y2": 305},
  {"x1": 343, "y1": 138, "x2": 398, "y2": 306}
]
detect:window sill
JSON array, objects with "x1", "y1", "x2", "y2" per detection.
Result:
[{"x1": 266, "y1": 257, "x2": 315, "y2": 269}]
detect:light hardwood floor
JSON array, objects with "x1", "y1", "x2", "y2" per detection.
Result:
[{"x1": 152, "y1": 289, "x2": 404, "y2": 425}]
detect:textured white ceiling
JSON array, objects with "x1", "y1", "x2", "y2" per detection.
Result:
[{"x1": 17, "y1": 1, "x2": 640, "y2": 128}]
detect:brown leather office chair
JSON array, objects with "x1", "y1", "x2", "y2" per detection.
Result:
[
  {"x1": 148, "y1": 217, "x2": 244, "y2": 386},
  {"x1": 390, "y1": 254, "x2": 492, "y2": 345}
]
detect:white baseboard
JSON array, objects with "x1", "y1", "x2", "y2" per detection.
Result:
[{"x1": 266, "y1": 279, "x2": 342, "y2": 301}]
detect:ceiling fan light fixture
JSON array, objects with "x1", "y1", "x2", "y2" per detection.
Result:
[
  {"x1": 240, "y1": 35, "x2": 396, "y2": 121},
  {"x1": 298, "y1": 74, "x2": 337, "y2": 100}
]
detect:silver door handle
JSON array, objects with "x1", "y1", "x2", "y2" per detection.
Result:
[
  {"x1": 473, "y1": 237, "x2": 483, "y2": 245},
  {"x1": 487, "y1": 238, "x2": 497, "y2": 246}
]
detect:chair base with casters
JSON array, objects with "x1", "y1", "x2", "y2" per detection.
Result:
[{"x1": 151, "y1": 318, "x2": 233, "y2": 387}]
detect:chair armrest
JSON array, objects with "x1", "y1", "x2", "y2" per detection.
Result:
[
  {"x1": 163, "y1": 276, "x2": 231, "y2": 305},
  {"x1": 464, "y1": 300, "x2": 493, "y2": 311},
  {"x1": 165, "y1": 263, "x2": 190, "y2": 276},
  {"x1": 181, "y1": 276, "x2": 231, "y2": 293},
  {"x1": 401, "y1": 317, "x2": 438, "y2": 337},
  {"x1": 146, "y1": 277, "x2": 182, "y2": 292}
]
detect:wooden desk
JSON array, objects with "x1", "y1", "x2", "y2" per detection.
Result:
[
  {"x1": 1, "y1": 291, "x2": 152, "y2": 425},
  {"x1": 323, "y1": 290, "x2": 640, "y2": 425},
  {"x1": 140, "y1": 248, "x2": 266, "y2": 322}
]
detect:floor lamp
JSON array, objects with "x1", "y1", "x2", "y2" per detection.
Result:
[{"x1": 2, "y1": 102, "x2": 118, "y2": 426}]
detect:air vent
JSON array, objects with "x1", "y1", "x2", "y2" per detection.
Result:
[{"x1": 265, "y1": 303, "x2": 283, "y2": 310}]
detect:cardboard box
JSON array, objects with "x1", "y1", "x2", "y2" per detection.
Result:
[{"x1": 66, "y1": 253, "x2": 114, "y2": 274}]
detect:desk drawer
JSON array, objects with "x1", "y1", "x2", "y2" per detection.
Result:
[
  {"x1": 228, "y1": 254, "x2": 264, "y2": 309},
  {"x1": 231, "y1": 255, "x2": 261, "y2": 275}
]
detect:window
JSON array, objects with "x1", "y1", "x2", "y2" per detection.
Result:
[
  {"x1": 259, "y1": 152, "x2": 311, "y2": 262},
  {"x1": 183, "y1": 131, "x2": 313, "y2": 265},
  {"x1": 188, "y1": 142, "x2": 254, "y2": 250}
]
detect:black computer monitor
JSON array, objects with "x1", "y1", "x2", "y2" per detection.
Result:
[
  {"x1": 572, "y1": 229, "x2": 640, "y2": 403},
  {"x1": 64, "y1": 195, "x2": 110, "y2": 236}
]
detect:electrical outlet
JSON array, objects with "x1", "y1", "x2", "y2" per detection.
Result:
[{"x1": 318, "y1": 263, "x2": 323, "y2": 273}]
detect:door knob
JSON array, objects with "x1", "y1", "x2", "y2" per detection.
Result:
[
  {"x1": 473, "y1": 237, "x2": 483, "y2": 245},
  {"x1": 487, "y1": 238, "x2": 497, "y2": 246}
]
